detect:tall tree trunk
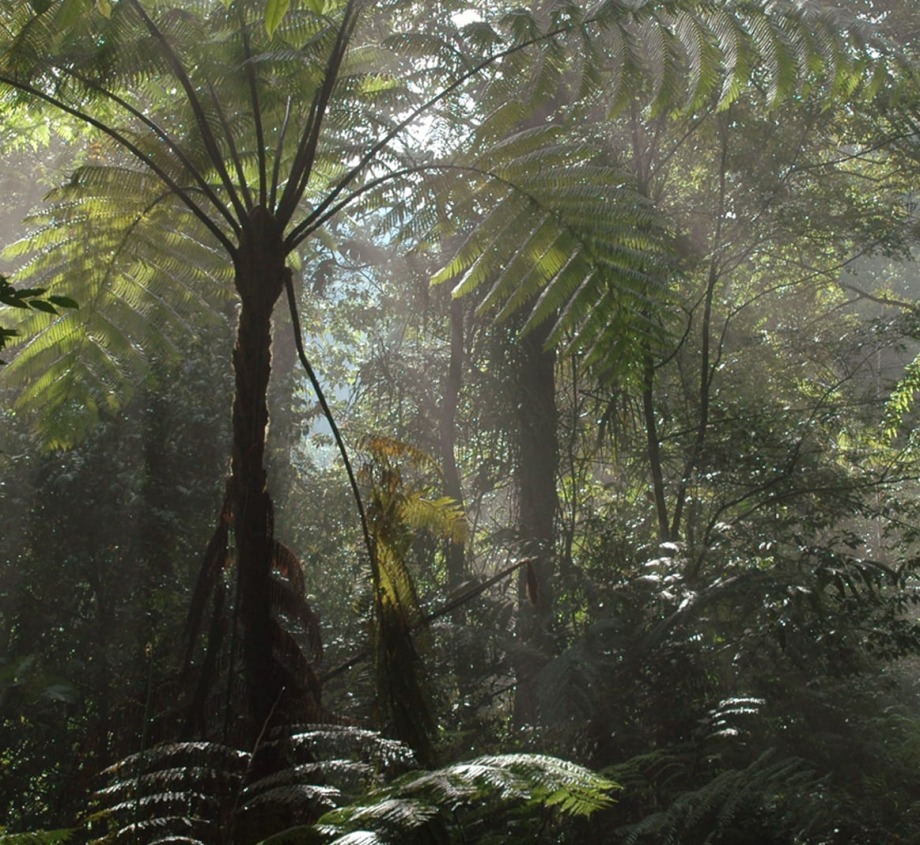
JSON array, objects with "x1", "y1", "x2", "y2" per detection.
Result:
[
  {"x1": 439, "y1": 297, "x2": 466, "y2": 591},
  {"x1": 512, "y1": 321, "x2": 558, "y2": 726},
  {"x1": 642, "y1": 351, "x2": 671, "y2": 543},
  {"x1": 231, "y1": 207, "x2": 287, "y2": 738}
]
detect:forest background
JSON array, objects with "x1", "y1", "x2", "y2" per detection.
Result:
[{"x1": 4, "y1": 0, "x2": 920, "y2": 842}]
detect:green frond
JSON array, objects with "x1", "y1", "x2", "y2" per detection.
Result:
[
  {"x1": 432, "y1": 193, "x2": 528, "y2": 296},
  {"x1": 619, "y1": 752, "x2": 819, "y2": 845},
  {"x1": 0, "y1": 832, "x2": 75, "y2": 845},
  {"x1": 280, "y1": 727, "x2": 415, "y2": 771},
  {"x1": 639, "y1": 15, "x2": 687, "y2": 116},
  {"x1": 675, "y1": 9, "x2": 723, "y2": 112},
  {"x1": 1, "y1": 165, "x2": 230, "y2": 447},
  {"x1": 431, "y1": 135, "x2": 673, "y2": 382},
  {"x1": 709, "y1": 6, "x2": 754, "y2": 109},
  {"x1": 318, "y1": 752, "x2": 618, "y2": 843},
  {"x1": 399, "y1": 496, "x2": 467, "y2": 544}
]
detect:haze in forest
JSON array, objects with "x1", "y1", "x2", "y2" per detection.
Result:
[{"x1": 3, "y1": 1, "x2": 920, "y2": 843}]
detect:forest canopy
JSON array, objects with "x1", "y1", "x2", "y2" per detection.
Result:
[{"x1": 3, "y1": 0, "x2": 920, "y2": 843}]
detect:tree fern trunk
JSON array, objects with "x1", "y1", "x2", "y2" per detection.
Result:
[{"x1": 231, "y1": 207, "x2": 287, "y2": 738}]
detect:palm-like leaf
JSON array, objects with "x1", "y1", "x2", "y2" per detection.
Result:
[
  {"x1": 2, "y1": 165, "x2": 231, "y2": 447},
  {"x1": 314, "y1": 752, "x2": 618, "y2": 843},
  {"x1": 428, "y1": 130, "x2": 673, "y2": 380},
  {"x1": 420, "y1": 1, "x2": 899, "y2": 378}
]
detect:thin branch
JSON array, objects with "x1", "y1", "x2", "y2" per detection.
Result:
[
  {"x1": 270, "y1": 96, "x2": 294, "y2": 209},
  {"x1": 284, "y1": 271, "x2": 378, "y2": 582},
  {"x1": 0, "y1": 72, "x2": 236, "y2": 255},
  {"x1": 238, "y1": 2, "x2": 268, "y2": 207}
]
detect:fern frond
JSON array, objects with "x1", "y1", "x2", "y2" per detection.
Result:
[
  {"x1": 316, "y1": 752, "x2": 618, "y2": 843},
  {"x1": 619, "y1": 751, "x2": 820, "y2": 845},
  {"x1": 1, "y1": 165, "x2": 230, "y2": 447},
  {"x1": 431, "y1": 133, "x2": 673, "y2": 381},
  {"x1": 0, "y1": 832, "x2": 75, "y2": 845}
]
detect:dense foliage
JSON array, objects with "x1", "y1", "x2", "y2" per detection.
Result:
[{"x1": 3, "y1": 0, "x2": 920, "y2": 843}]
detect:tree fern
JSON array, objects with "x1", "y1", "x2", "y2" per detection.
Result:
[{"x1": 358, "y1": 435, "x2": 468, "y2": 763}]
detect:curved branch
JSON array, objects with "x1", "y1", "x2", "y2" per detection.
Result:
[
  {"x1": 0, "y1": 72, "x2": 236, "y2": 255},
  {"x1": 283, "y1": 272, "x2": 378, "y2": 582}
]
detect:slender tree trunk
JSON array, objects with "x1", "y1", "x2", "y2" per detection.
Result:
[
  {"x1": 439, "y1": 297, "x2": 466, "y2": 591},
  {"x1": 642, "y1": 351, "x2": 671, "y2": 543},
  {"x1": 512, "y1": 321, "x2": 558, "y2": 726},
  {"x1": 670, "y1": 116, "x2": 729, "y2": 543},
  {"x1": 230, "y1": 207, "x2": 287, "y2": 738}
]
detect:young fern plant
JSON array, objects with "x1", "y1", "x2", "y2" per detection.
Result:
[{"x1": 358, "y1": 435, "x2": 468, "y2": 766}]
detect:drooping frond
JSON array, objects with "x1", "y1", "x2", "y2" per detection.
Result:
[
  {"x1": 0, "y1": 164, "x2": 231, "y2": 448},
  {"x1": 84, "y1": 730, "x2": 614, "y2": 844},
  {"x1": 87, "y1": 742, "x2": 249, "y2": 845},
  {"x1": 487, "y1": 0, "x2": 902, "y2": 117},
  {"x1": 430, "y1": 129, "x2": 674, "y2": 381}
]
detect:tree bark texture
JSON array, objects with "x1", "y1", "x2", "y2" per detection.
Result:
[
  {"x1": 512, "y1": 321, "x2": 558, "y2": 726},
  {"x1": 231, "y1": 207, "x2": 287, "y2": 737}
]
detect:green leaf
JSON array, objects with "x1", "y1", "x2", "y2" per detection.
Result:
[
  {"x1": 0, "y1": 829, "x2": 75, "y2": 844},
  {"x1": 47, "y1": 295, "x2": 80, "y2": 310},
  {"x1": 57, "y1": 0, "x2": 91, "y2": 29},
  {"x1": 265, "y1": 0, "x2": 291, "y2": 38},
  {"x1": 28, "y1": 300, "x2": 59, "y2": 314}
]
